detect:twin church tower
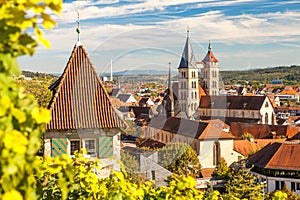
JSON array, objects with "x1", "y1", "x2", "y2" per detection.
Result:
[{"x1": 174, "y1": 30, "x2": 220, "y2": 119}]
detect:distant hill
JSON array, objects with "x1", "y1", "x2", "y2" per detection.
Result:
[
  {"x1": 102, "y1": 69, "x2": 173, "y2": 76},
  {"x1": 220, "y1": 65, "x2": 300, "y2": 85},
  {"x1": 22, "y1": 65, "x2": 300, "y2": 85},
  {"x1": 22, "y1": 70, "x2": 58, "y2": 78}
]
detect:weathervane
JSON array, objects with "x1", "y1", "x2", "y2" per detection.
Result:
[
  {"x1": 187, "y1": 25, "x2": 189, "y2": 37},
  {"x1": 76, "y1": 10, "x2": 81, "y2": 42}
]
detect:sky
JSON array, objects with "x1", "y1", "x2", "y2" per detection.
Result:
[{"x1": 19, "y1": 0, "x2": 300, "y2": 75}]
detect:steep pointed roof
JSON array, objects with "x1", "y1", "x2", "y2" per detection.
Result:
[
  {"x1": 202, "y1": 42, "x2": 218, "y2": 63},
  {"x1": 47, "y1": 43, "x2": 126, "y2": 131},
  {"x1": 178, "y1": 33, "x2": 197, "y2": 69}
]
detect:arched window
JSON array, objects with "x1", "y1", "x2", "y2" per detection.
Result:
[
  {"x1": 213, "y1": 141, "x2": 221, "y2": 165},
  {"x1": 195, "y1": 92, "x2": 197, "y2": 99},
  {"x1": 191, "y1": 92, "x2": 194, "y2": 99},
  {"x1": 265, "y1": 113, "x2": 269, "y2": 124}
]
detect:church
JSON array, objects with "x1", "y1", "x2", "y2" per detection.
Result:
[{"x1": 174, "y1": 30, "x2": 220, "y2": 119}]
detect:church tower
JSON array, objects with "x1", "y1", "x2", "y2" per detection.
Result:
[
  {"x1": 178, "y1": 30, "x2": 199, "y2": 119},
  {"x1": 201, "y1": 42, "x2": 220, "y2": 95}
]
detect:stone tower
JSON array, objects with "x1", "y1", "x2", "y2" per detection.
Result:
[
  {"x1": 178, "y1": 31, "x2": 199, "y2": 119},
  {"x1": 201, "y1": 42, "x2": 220, "y2": 95}
]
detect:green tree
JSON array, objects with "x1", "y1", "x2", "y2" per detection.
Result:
[
  {"x1": 267, "y1": 184, "x2": 299, "y2": 200},
  {"x1": 212, "y1": 157, "x2": 232, "y2": 180},
  {"x1": 224, "y1": 168, "x2": 264, "y2": 200},
  {"x1": 16, "y1": 78, "x2": 54, "y2": 107},
  {"x1": 158, "y1": 143, "x2": 202, "y2": 178},
  {"x1": 241, "y1": 132, "x2": 254, "y2": 141},
  {"x1": 0, "y1": 1, "x2": 61, "y2": 199}
]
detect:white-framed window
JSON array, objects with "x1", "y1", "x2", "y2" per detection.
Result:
[
  {"x1": 70, "y1": 140, "x2": 81, "y2": 155},
  {"x1": 83, "y1": 139, "x2": 96, "y2": 156}
]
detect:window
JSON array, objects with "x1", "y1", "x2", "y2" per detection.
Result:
[
  {"x1": 151, "y1": 170, "x2": 156, "y2": 180},
  {"x1": 265, "y1": 113, "x2": 269, "y2": 124},
  {"x1": 281, "y1": 181, "x2": 285, "y2": 189},
  {"x1": 291, "y1": 182, "x2": 296, "y2": 191},
  {"x1": 83, "y1": 139, "x2": 96, "y2": 156},
  {"x1": 70, "y1": 140, "x2": 81, "y2": 155},
  {"x1": 275, "y1": 181, "x2": 280, "y2": 190},
  {"x1": 296, "y1": 183, "x2": 300, "y2": 190},
  {"x1": 265, "y1": 102, "x2": 269, "y2": 107},
  {"x1": 213, "y1": 141, "x2": 221, "y2": 165}
]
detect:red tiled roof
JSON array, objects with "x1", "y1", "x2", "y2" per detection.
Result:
[
  {"x1": 149, "y1": 116, "x2": 234, "y2": 140},
  {"x1": 198, "y1": 85, "x2": 207, "y2": 98},
  {"x1": 230, "y1": 123, "x2": 287, "y2": 139},
  {"x1": 47, "y1": 44, "x2": 126, "y2": 131},
  {"x1": 234, "y1": 139, "x2": 286, "y2": 156},
  {"x1": 199, "y1": 96, "x2": 267, "y2": 110},
  {"x1": 138, "y1": 138, "x2": 166, "y2": 149},
  {"x1": 248, "y1": 142, "x2": 300, "y2": 170},
  {"x1": 202, "y1": 50, "x2": 218, "y2": 63},
  {"x1": 201, "y1": 168, "x2": 215, "y2": 178}
]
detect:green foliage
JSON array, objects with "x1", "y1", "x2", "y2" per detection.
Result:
[
  {"x1": 272, "y1": 191, "x2": 288, "y2": 200},
  {"x1": 16, "y1": 78, "x2": 54, "y2": 107},
  {"x1": 212, "y1": 157, "x2": 232, "y2": 180},
  {"x1": 156, "y1": 175, "x2": 204, "y2": 200},
  {"x1": 0, "y1": 0, "x2": 62, "y2": 76},
  {"x1": 121, "y1": 150, "x2": 139, "y2": 173},
  {"x1": 158, "y1": 142, "x2": 202, "y2": 178},
  {"x1": 225, "y1": 168, "x2": 264, "y2": 200},
  {"x1": 0, "y1": 1, "x2": 61, "y2": 199},
  {"x1": 267, "y1": 184, "x2": 299, "y2": 200},
  {"x1": 221, "y1": 65, "x2": 300, "y2": 86},
  {"x1": 241, "y1": 132, "x2": 254, "y2": 141}
]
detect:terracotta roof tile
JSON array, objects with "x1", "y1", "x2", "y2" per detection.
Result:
[
  {"x1": 248, "y1": 142, "x2": 300, "y2": 170},
  {"x1": 47, "y1": 44, "x2": 126, "y2": 131},
  {"x1": 199, "y1": 96, "x2": 267, "y2": 110},
  {"x1": 202, "y1": 50, "x2": 218, "y2": 63},
  {"x1": 230, "y1": 123, "x2": 288, "y2": 139},
  {"x1": 201, "y1": 168, "x2": 215, "y2": 178},
  {"x1": 234, "y1": 139, "x2": 286, "y2": 156},
  {"x1": 149, "y1": 116, "x2": 234, "y2": 140}
]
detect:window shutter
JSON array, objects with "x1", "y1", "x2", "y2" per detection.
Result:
[
  {"x1": 51, "y1": 138, "x2": 68, "y2": 157},
  {"x1": 98, "y1": 136, "x2": 113, "y2": 158}
]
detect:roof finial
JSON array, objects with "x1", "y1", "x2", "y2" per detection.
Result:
[
  {"x1": 187, "y1": 25, "x2": 190, "y2": 37},
  {"x1": 76, "y1": 10, "x2": 81, "y2": 42},
  {"x1": 208, "y1": 40, "x2": 211, "y2": 51}
]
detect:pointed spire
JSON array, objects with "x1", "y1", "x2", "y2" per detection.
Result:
[
  {"x1": 168, "y1": 62, "x2": 174, "y2": 117},
  {"x1": 76, "y1": 10, "x2": 81, "y2": 43},
  {"x1": 202, "y1": 41, "x2": 218, "y2": 63},
  {"x1": 178, "y1": 29, "x2": 197, "y2": 69}
]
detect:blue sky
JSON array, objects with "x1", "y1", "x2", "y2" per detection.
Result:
[{"x1": 19, "y1": 0, "x2": 300, "y2": 75}]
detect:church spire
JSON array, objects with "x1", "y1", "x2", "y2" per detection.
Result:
[
  {"x1": 178, "y1": 29, "x2": 197, "y2": 69},
  {"x1": 208, "y1": 40, "x2": 211, "y2": 51},
  {"x1": 168, "y1": 62, "x2": 174, "y2": 117}
]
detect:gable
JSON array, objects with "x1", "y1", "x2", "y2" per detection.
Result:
[{"x1": 47, "y1": 44, "x2": 126, "y2": 131}]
